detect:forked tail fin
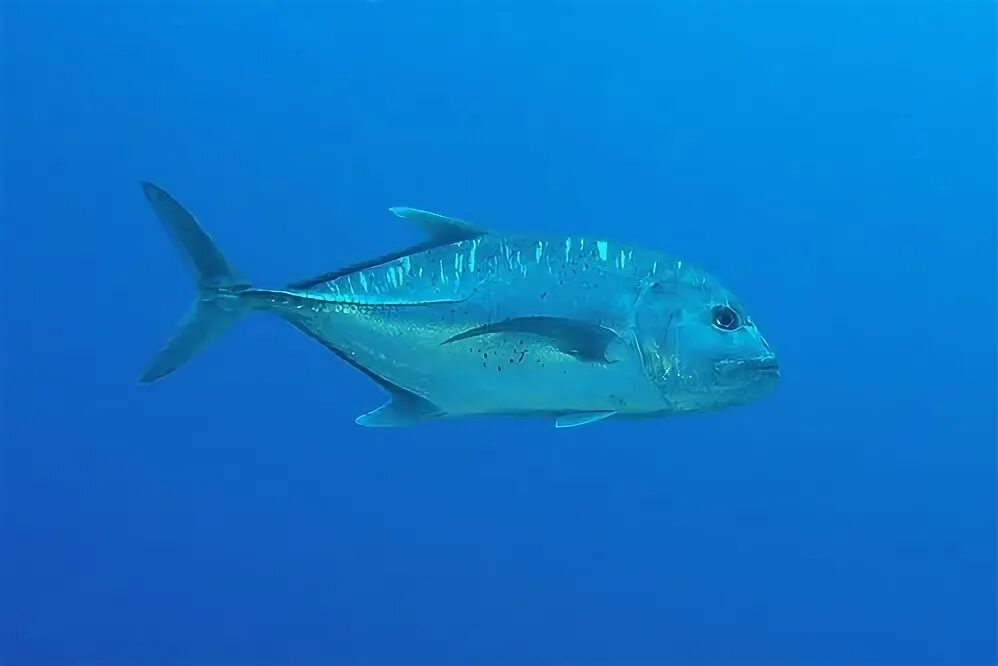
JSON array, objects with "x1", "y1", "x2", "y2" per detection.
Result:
[{"x1": 138, "y1": 182, "x2": 252, "y2": 383}]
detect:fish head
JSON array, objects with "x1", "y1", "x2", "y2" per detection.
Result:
[{"x1": 634, "y1": 273, "x2": 779, "y2": 412}]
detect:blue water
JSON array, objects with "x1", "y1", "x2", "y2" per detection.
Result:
[{"x1": 3, "y1": 2, "x2": 995, "y2": 665}]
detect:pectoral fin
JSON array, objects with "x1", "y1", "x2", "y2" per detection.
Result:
[
  {"x1": 442, "y1": 316, "x2": 623, "y2": 363},
  {"x1": 555, "y1": 411, "x2": 616, "y2": 428}
]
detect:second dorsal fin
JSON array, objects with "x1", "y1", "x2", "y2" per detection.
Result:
[
  {"x1": 287, "y1": 207, "x2": 488, "y2": 290},
  {"x1": 388, "y1": 207, "x2": 488, "y2": 243}
]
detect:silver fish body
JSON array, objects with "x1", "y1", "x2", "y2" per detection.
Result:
[{"x1": 138, "y1": 183, "x2": 779, "y2": 428}]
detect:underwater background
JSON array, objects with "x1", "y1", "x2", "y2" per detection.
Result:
[{"x1": 2, "y1": 2, "x2": 995, "y2": 665}]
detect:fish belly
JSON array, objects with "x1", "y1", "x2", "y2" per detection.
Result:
[
  {"x1": 294, "y1": 304, "x2": 660, "y2": 417},
  {"x1": 418, "y1": 333, "x2": 658, "y2": 415}
]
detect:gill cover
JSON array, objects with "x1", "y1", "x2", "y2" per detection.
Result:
[{"x1": 632, "y1": 281, "x2": 681, "y2": 386}]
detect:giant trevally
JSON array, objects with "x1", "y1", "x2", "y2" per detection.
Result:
[{"x1": 138, "y1": 182, "x2": 778, "y2": 427}]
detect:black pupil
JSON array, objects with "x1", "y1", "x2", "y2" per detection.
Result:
[{"x1": 714, "y1": 306, "x2": 739, "y2": 331}]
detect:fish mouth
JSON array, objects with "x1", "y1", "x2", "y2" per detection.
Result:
[
  {"x1": 752, "y1": 361, "x2": 780, "y2": 380},
  {"x1": 715, "y1": 356, "x2": 780, "y2": 378}
]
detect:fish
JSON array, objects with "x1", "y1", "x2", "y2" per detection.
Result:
[{"x1": 138, "y1": 182, "x2": 779, "y2": 428}]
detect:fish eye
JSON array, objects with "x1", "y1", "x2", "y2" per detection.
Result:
[{"x1": 711, "y1": 305, "x2": 741, "y2": 332}]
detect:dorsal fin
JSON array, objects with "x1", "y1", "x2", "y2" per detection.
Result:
[
  {"x1": 287, "y1": 208, "x2": 487, "y2": 290},
  {"x1": 388, "y1": 207, "x2": 488, "y2": 243},
  {"x1": 287, "y1": 241, "x2": 438, "y2": 290}
]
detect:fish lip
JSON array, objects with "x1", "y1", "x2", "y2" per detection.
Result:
[
  {"x1": 716, "y1": 357, "x2": 779, "y2": 370},
  {"x1": 715, "y1": 357, "x2": 780, "y2": 378},
  {"x1": 754, "y1": 361, "x2": 780, "y2": 379},
  {"x1": 750, "y1": 353, "x2": 780, "y2": 371}
]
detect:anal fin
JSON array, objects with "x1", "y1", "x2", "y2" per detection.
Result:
[
  {"x1": 286, "y1": 320, "x2": 446, "y2": 428},
  {"x1": 555, "y1": 411, "x2": 616, "y2": 428},
  {"x1": 355, "y1": 387, "x2": 445, "y2": 427}
]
